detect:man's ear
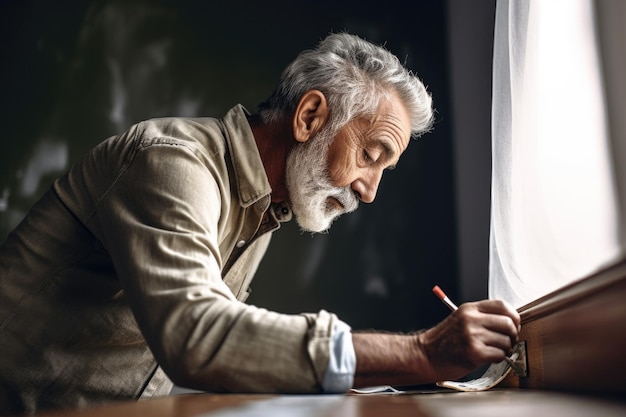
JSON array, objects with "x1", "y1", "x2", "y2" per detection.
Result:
[{"x1": 292, "y1": 90, "x2": 329, "y2": 143}]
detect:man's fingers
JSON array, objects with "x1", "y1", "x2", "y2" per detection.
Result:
[
  {"x1": 480, "y1": 345, "x2": 510, "y2": 364},
  {"x1": 482, "y1": 314, "x2": 519, "y2": 342},
  {"x1": 477, "y1": 299, "x2": 520, "y2": 319},
  {"x1": 480, "y1": 329, "x2": 514, "y2": 354},
  {"x1": 473, "y1": 299, "x2": 521, "y2": 335},
  {"x1": 456, "y1": 301, "x2": 521, "y2": 351}
]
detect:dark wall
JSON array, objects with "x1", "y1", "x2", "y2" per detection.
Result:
[
  {"x1": 447, "y1": 0, "x2": 496, "y2": 304},
  {"x1": 0, "y1": 0, "x2": 461, "y2": 332}
]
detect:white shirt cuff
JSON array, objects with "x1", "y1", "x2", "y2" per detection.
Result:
[{"x1": 321, "y1": 319, "x2": 355, "y2": 392}]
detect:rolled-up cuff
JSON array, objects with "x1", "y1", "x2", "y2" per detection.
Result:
[
  {"x1": 321, "y1": 319, "x2": 355, "y2": 392},
  {"x1": 303, "y1": 310, "x2": 355, "y2": 392}
]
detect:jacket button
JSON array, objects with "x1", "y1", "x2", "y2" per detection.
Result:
[{"x1": 236, "y1": 240, "x2": 246, "y2": 248}]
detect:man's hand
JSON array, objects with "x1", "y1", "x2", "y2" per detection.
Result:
[
  {"x1": 417, "y1": 299, "x2": 521, "y2": 382},
  {"x1": 352, "y1": 299, "x2": 520, "y2": 388}
]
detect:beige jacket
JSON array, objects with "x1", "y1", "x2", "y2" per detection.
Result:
[{"x1": 0, "y1": 105, "x2": 337, "y2": 415}]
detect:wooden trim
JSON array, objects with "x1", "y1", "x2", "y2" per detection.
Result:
[
  {"x1": 501, "y1": 259, "x2": 626, "y2": 394},
  {"x1": 518, "y1": 260, "x2": 626, "y2": 322}
]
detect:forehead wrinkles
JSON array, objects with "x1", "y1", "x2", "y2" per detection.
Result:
[
  {"x1": 367, "y1": 112, "x2": 411, "y2": 152},
  {"x1": 370, "y1": 92, "x2": 411, "y2": 140}
]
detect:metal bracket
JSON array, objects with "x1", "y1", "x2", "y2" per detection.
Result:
[{"x1": 507, "y1": 340, "x2": 528, "y2": 377}]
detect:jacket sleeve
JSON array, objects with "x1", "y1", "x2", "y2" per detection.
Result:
[{"x1": 88, "y1": 136, "x2": 339, "y2": 393}]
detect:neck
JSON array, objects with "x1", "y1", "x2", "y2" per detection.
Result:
[{"x1": 247, "y1": 114, "x2": 294, "y2": 203}]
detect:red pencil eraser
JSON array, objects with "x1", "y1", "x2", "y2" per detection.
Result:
[{"x1": 432, "y1": 285, "x2": 446, "y2": 300}]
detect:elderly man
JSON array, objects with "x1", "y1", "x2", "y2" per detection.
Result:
[{"x1": 0, "y1": 33, "x2": 520, "y2": 414}]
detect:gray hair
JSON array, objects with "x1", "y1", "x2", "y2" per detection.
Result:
[{"x1": 257, "y1": 32, "x2": 434, "y2": 137}]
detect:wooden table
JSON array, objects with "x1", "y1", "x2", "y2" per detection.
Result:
[{"x1": 33, "y1": 389, "x2": 626, "y2": 417}]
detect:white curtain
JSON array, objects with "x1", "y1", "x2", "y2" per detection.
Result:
[{"x1": 489, "y1": 0, "x2": 626, "y2": 308}]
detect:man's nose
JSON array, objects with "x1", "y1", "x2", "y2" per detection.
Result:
[{"x1": 351, "y1": 170, "x2": 382, "y2": 203}]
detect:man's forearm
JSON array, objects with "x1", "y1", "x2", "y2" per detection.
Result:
[{"x1": 351, "y1": 332, "x2": 436, "y2": 388}]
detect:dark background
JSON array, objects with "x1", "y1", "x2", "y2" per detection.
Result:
[{"x1": 0, "y1": 0, "x2": 495, "y2": 333}]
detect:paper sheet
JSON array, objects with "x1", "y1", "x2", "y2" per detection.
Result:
[
  {"x1": 350, "y1": 386, "x2": 404, "y2": 395},
  {"x1": 436, "y1": 349, "x2": 520, "y2": 392}
]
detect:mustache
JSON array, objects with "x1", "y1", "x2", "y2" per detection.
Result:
[
  {"x1": 332, "y1": 187, "x2": 359, "y2": 213},
  {"x1": 301, "y1": 165, "x2": 359, "y2": 214}
]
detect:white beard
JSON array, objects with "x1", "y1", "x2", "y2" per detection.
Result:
[{"x1": 285, "y1": 125, "x2": 359, "y2": 233}]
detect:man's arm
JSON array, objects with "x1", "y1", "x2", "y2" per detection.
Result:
[
  {"x1": 92, "y1": 137, "x2": 337, "y2": 394},
  {"x1": 352, "y1": 299, "x2": 521, "y2": 387}
]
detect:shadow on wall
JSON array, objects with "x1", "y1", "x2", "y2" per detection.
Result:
[{"x1": 0, "y1": 0, "x2": 457, "y2": 332}]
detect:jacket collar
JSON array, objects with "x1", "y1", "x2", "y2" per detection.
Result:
[{"x1": 222, "y1": 105, "x2": 272, "y2": 208}]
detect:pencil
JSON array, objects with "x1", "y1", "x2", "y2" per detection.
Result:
[{"x1": 432, "y1": 285, "x2": 458, "y2": 311}]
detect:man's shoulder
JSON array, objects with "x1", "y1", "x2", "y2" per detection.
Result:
[
  {"x1": 131, "y1": 105, "x2": 249, "y2": 152},
  {"x1": 124, "y1": 115, "x2": 226, "y2": 160},
  {"x1": 137, "y1": 116, "x2": 222, "y2": 140}
]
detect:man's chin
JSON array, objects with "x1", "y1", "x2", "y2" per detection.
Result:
[
  {"x1": 294, "y1": 211, "x2": 341, "y2": 234},
  {"x1": 291, "y1": 194, "x2": 358, "y2": 233},
  {"x1": 296, "y1": 219, "x2": 333, "y2": 234}
]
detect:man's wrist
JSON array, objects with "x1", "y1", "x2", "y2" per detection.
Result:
[{"x1": 414, "y1": 330, "x2": 438, "y2": 382}]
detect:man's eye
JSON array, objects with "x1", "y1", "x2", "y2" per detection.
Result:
[{"x1": 363, "y1": 150, "x2": 374, "y2": 163}]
